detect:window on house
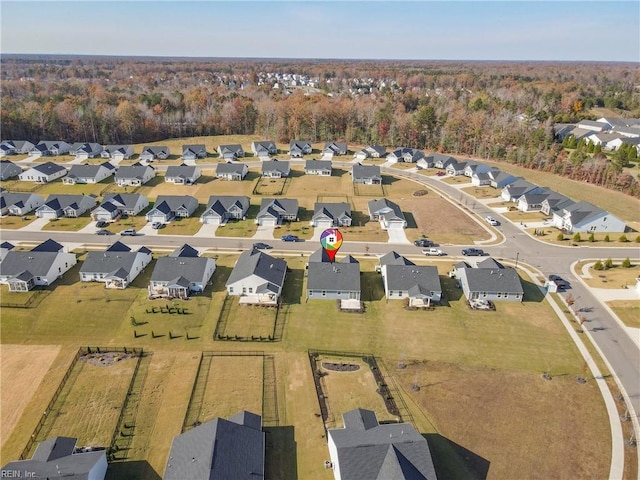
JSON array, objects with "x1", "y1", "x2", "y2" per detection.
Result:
[
  {"x1": 229, "y1": 287, "x2": 234, "y2": 293},
  {"x1": 322, "y1": 291, "x2": 326, "y2": 296},
  {"x1": 248, "y1": 288, "x2": 253, "y2": 293},
  {"x1": 482, "y1": 292, "x2": 487, "y2": 297}
]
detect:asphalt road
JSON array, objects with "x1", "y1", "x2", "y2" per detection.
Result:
[{"x1": 3, "y1": 162, "x2": 640, "y2": 433}]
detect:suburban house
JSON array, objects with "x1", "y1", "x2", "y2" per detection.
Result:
[
  {"x1": 79, "y1": 242, "x2": 152, "y2": 289},
  {"x1": 289, "y1": 140, "x2": 313, "y2": 158},
  {"x1": 251, "y1": 140, "x2": 278, "y2": 158},
  {"x1": 454, "y1": 257, "x2": 524, "y2": 302},
  {"x1": 306, "y1": 254, "x2": 361, "y2": 301},
  {"x1": 0, "y1": 239, "x2": 77, "y2": 291},
  {"x1": 445, "y1": 160, "x2": 468, "y2": 176},
  {"x1": 18, "y1": 162, "x2": 67, "y2": 183},
  {"x1": 540, "y1": 193, "x2": 574, "y2": 216},
  {"x1": 114, "y1": 163, "x2": 155, "y2": 186},
  {"x1": 0, "y1": 242, "x2": 14, "y2": 260},
  {"x1": 500, "y1": 179, "x2": 539, "y2": 202},
  {"x1": 148, "y1": 244, "x2": 215, "y2": 299},
  {"x1": 145, "y1": 195, "x2": 199, "y2": 224},
  {"x1": 0, "y1": 140, "x2": 34, "y2": 155},
  {"x1": 386, "y1": 147, "x2": 425, "y2": 163},
  {"x1": 552, "y1": 201, "x2": 626, "y2": 233},
  {"x1": 217, "y1": 144, "x2": 245, "y2": 160},
  {"x1": 36, "y1": 194, "x2": 97, "y2": 219},
  {"x1": 352, "y1": 163, "x2": 382, "y2": 184},
  {"x1": 327, "y1": 408, "x2": 437, "y2": 480},
  {"x1": 62, "y1": 162, "x2": 115, "y2": 185},
  {"x1": 182, "y1": 144, "x2": 207, "y2": 161},
  {"x1": 354, "y1": 144, "x2": 386, "y2": 161},
  {"x1": 30, "y1": 140, "x2": 71, "y2": 157},
  {"x1": 487, "y1": 170, "x2": 519, "y2": 189},
  {"x1": 463, "y1": 163, "x2": 494, "y2": 178},
  {"x1": 226, "y1": 249, "x2": 287, "y2": 305},
  {"x1": 311, "y1": 202, "x2": 352, "y2": 228},
  {"x1": 1, "y1": 437, "x2": 107, "y2": 480},
  {"x1": 0, "y1": 160, "x2": 22, "y2": 180},
  {"x1": 368, "y1": 198, "x2": 407, "y2": 229},
  {"x1": 139, "y1": 145, "x2": 170, "y2": 161},
  {"x1": 262, "y1": 160, "x2": 290, "y2": 178},
  {"x1": 255, "y1": 198, "x2": 299, "y2": 225},
  {"x1": 200, "y1": 195, "x2": 250, "y2": 225},
  {"x1": 379, "y1": 252, "x2": 442, "y2": 307},
  {"x1": 433, "y1": 154, "x2": 457, "y2": 169},
  {"x1": 516, "y1": 188, "x2": 554, "y2": 212},
  {"x1": 0, "y1": 191, "x2": 45, "y2": 216},
  {"x1": 304, "y1": 159, "x2": 332, "y2": 176},
  {"x1": 69, "y1": 142, "x2": 103, "y2": 159},
  {"x1": 216, "y1": 162, "x2": 248, "y2": 181},
  {"x1": 164, "y1": 411, "x2": 264, "y2": 480},
  {"x1": 471, "y1": 170, "x2": 494, "y2": 186},
  {"x1": 101, "y1": 145, "x2": 134, "y2": 161},
  {"x1": 323, "y1": 141, "x2": 348, "y2": 158},
  {"x1": 165, "y1": 164, "x2": 202, "y2": 185},
  {"x1": 91, "y1": 193, "x2": 149, "y2": 222}
]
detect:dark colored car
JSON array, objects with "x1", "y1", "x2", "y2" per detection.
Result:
[
  {"x1": 436, "y1": 171, "x2": 446, "y2": 176},
  {"x1": 252, "y1": 242, "x2": 273, "y2": 249},
  {"x1": 414, "y1": 239, "x2": 433, "y2": 247},
  {"x1": 96, "y1": 229, "x2": 112, "y2": 235},
  {"x1": 461, "y1": 248, "x2": 485, "y2": 256},
  {"x1": 96, "y1": 220, "x2": 108, "y2": 228},
  {"x1": 281, "y1": 234, "x2": 300, "y2": 242},
  {"x1": 549, "y1": 274, "x2": 569, "y2": 289}
]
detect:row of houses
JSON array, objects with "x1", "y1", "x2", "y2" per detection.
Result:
[
  {"x1": 3, "y1": 406, "x2": 437, "y2": 480},
  {"x1": 554, "y1": 116, "x2": 640, "y2": 153},
  {"x1": 0, "y1": 239, "x2": 524, "y2": 307}
]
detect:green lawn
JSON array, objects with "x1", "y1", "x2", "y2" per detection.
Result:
[
  {"x1": 215, "y1": 218, "x2": 258, "y2": 238},
  {"x1": 0, "y1": 215, "x2": 38, "y2": 229},
  {"x1": 41, "y1": 215, "x2": 93, "y2": 232},
  {"x1": 606, "y1": 300, "x2": 640, "y2": 328}
]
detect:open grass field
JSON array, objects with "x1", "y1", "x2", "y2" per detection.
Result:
[
  {"x1": 41, "y1": 214, "x2": 93, "y2": 232},
  {"x1": 0, "y1": 179, "x2": 47, "y2": 193},
  {"x1": 157, "y1": 207, "x2": 206, "y2": 236},
  {"x1": 36, "y1": 356, "x2": 138, "y2": 450},
  {"x1": 460, "y1": 185, "x2": 502, "y2": 199},
  {"x1": 0, "y1": 215, "x2": 37, "y2": 229},
  {"x1": 393, "y1": 360, "x2": 610, "y2": 480},
  {"x1": 502, "y1": 210, "x2": 549, "y2": 222},
  {"x1": 606, "y1": 300, "x2": 640, "y2": 328},
  {"x1": 215, "y1": 216, "x2": 259, "y2": 238},
  {"x1": 526, "y1": 228, "x2": 640, "y2": 247},
  {"x1": 0, "y1": 345, "x2": 61, "y2": 451},
  {"x1": 441, "y1": 175, "x2": 471, "y2": 185},
  {"x1": 580, "y1": 263, "x2": 640, "y2": 289},
  {"x1": 219, "y1": 302, "x2": 277, "y2": 338},
  {"x1": 36, "y1": 180, "x2": 114, "y2": 197}
]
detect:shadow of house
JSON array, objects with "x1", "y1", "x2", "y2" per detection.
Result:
[
  {"x1": 521, "y1": 279, "x2": 546, "y2": 303},
  {"x1": 264, "y1": 426, "x2": 298, "y2": 480},
  {"x1": 361, "y1": 272, "x2": 385, "y2": 301},
  {"x1": 381, "y1": 174, "x2": 400, "y2": 185},
  {"x1": 439, "y1": 276, "x2": 463, "y2": 305},
  {"x1": 106, "y1": 459, "x2": 161, "y2": 480},
  {"x1": 404, "y1": 211, "x2": 418, "y2": 229},
  {"x1": 424, "y1": 433, "x2": 490, "y2": 480},
  {"x1": 208, "y1": 265, "x2": 232, "y2": 292},
  {"x1": 282, "y1": 268, "x2": 304, "y2": 305}
]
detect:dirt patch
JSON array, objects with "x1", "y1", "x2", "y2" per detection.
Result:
[
  {"x1": 321, "y1": 362, "x2": 360, "y2": 372},
  {"x1": 79, "y1": 352, "x2": 136, "y2": 367},
  {"x1": 1, "y1": 345, "x2": 61, "y2": 450},
  {"x1": 413, "y1": 189, "x2": 429, "y2": 197}
]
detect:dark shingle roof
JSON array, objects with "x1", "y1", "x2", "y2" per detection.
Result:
[
  {"x1": 226, "y1": 249, "x2": 287, "y2": 292},
  {"x1": 385, "y1": 265, "x2": 441, "y2": 294},
  {"x1": 216, "y1": 162, "x2": 247, "y2": 175},
  {"x1": 352, "y1": 163, "x2": 381, "y2": 181},
  {"x1": 31, "y1": 161, "x2": 67, "y2": 175},
  {"x1": 307, "y1": 260, "x2": 360, "y2": 292},
  {"x1": 379, "y1": 251, "x2": 415, "y2": 267}
]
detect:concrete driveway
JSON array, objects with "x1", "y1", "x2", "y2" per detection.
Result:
[
  {"x1": 19, "y1": 217, "x2": 50, "y2": 231},
  {"x1": 387, "y1": 227, "x2": 411, "y2": 244},
  {"x1": 194, "y1": 223, "x2": 219, "y2": 237},
  {"x1": 253, "y1": 224, "x2": 275, "y2": 240}
]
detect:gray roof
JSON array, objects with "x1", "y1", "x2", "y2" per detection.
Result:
[
  {"x1": 0, "y1": 160, "x2": 22, "y2": 179},
  {"x1": 32, "y1": 239, "x2": 64, "y2": 252},
  {"x1": 101, "y1": 193, "x2": 147, "y2": 210},
  {"x1": 257, "y1": 198, "x2": 298, "y2": 218},
  {"x1": 1, "y1": 251, "x2": 64, "y2": 278},
  {"x1": 171, "y1": 244, "x2": 200, "y2": 258},
  {"x1": 307, "y1": 259, "x2": 360, "y2": 292},
  {"x1": 41, "y1": 194, "x2": 96, "y2": 212},
  {"x1": 365, "y1": 144, "x2": 387, "y2": 156},
  {"x1": 69, "y1": 142, "x2": 103, "y2": 155},
  {"x1": 66, "y1": 163, "x2": 112, "y2": 179},
  {"x1": 503, "y1": 179, "x2": 537, "y2": 196},
  {"x1": 164, "y1": 411, "x2": 264, "y2": 480},
  {"x1": 2, "y1": 436, "x2": 106, "y2": 480},
  {"x1": 182, "y1": 144, "x2": 207, "y2": 156},
  {"x1": 114, "y1": 164, "x2": 153, "y2": 180},
  {"x1": 80, "y1": 244, "x2": 149, "y2": 277},
  {"x1": 104, "y1": 145, "x2": 133, "y2": 154},
  {"x1": 152, "y1": 195, "x2": 198, "y2": 214},
  {"x1": 165, "y1": 164, "x2": 199, "y2": 179},
  {"x1": 262, "y1": 160, "x2": 290, "y2": 175},
  {"x1": 216, "y1": 162, "x2": 247, "y2": 175},
  {"x1": 328, "y1": 409, "x2": 437, "y2": 480},
  {"x1": 309, "y1": 248, "x2": 331, "y2": 263},
  {"x1": 352, "y1": 163, "x2": 381, "y2": 181},
  {"x1": 305, "y1": 159, "x2": 332, "y2": 171},
  {"x1": 385, "y1": 265, "x2": 441, "y2": 294},
  {"x1": 562, "y1": 200, "x2": 607, "y2": 225},
  {"x1": 389, "y1": 148, "x2": 425, "y2": 162},
  {"x1": 1, "y1": 191, "x2": 44, "y2": 209},
  {"x1": 457, "y1": 261, "x2": 523, "y2": 295},
  {"x1": 141, "y1": 145, "x2": 169, "y2": 155},
  {"x1": 226, "y1": 249, "x2": 287, "y2": 293},
  {"x1": 203, "y1": 195, "x2": 250, "y2": 217},
  {"x1": 29, "y1": 161, "x2": 67, "y2": 175},
  {"x1": 379, "y1": 251, "x2": 415, "y2": 267},
  {"x1": 323, "y1": 141, "x2": 348, "y2": 154},
  {"x1": 150, "y1": 256, "x2": 213, "y2": 284},
  {"x1": 313, "y1": 202, "x2": 351, "y2": 221},
  {"x1": 219, "y1": 144, "x2": 244, "y2": 155},
  {"x1": 425, "y1": 152, "x2": 455, "y2": 164},
  {"x1": 368, "y1": 198, "x2": 405, "y2": 222},
  {"x1": 252, "y1": 141, "x2": 277, "y2": 154}
]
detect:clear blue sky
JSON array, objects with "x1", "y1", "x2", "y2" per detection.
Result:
[{"x1": 1, "y1": 1, "x2": 638, "y2": 61}]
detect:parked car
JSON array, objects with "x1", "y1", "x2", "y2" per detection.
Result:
[
  {"x1": 548, "y1": 274, "x2": 569, "y2": 289},
  {"x1": 281, "y1": 234, "x2": 300, "y2": 242},
  {"x1": 423, "y1": 248, "x2": 445, "y2": 256},
  {"x1": 436, "y1": 171, "x2": 446, "y2": 176},
  {"x1": 96, "y1": 229, "x2": 112, "y2": 235},
  {"x1": 414, "y1": 238, "x2": 434, "y2": 247},
  {"x1": 151, "y1": 222, "x2": 163, "y2": 230},
  {"x1": 96, "y1": 220, "x2": 108, "y2": 228},
  {"x1": 253, "y1": 242, "x2": 273, "y2": 250},
  {"x1": 485, "y1": 216, "x2": 499, "y2": 226},
  {"x1": 462, "y1": 248, "x2": 485, "y2": 256},
  {"x1": 120, "y1": 229, "x2": 137, "y2": 236}
]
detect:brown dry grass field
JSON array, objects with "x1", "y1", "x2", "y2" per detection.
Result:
[
  {"x1": 606, "y1": 300, "x2": 640, "y2": 328},
  {"x1": 460, "y1": 185, "x2": 502, "y2": 199},
  {"x1": 394, "y1": 360, "x2": 610, "y2": 479},
  {"x1": 0, "y1": 215, "x2": 37, "y2": 229},
  {"x1": 581, "y1": 264, "x2": 640, "y2": 289},
  {"x1": 0, "y1": 345, "x2": 61, "y2": 451}
]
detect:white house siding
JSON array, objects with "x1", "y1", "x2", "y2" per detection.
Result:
[
  {"x1": 307, "y1": 289, "x2": 360, "y2": 300},
  {"x1": 573, "y1": 213, "x2": 626, "y2": 233}
]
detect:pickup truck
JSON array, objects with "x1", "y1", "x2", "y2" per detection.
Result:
[{"x1": 422, "y1": 248, "x2": 445, "y2": 256}]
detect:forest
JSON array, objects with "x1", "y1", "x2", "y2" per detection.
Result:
[{"x1": 1, "y1": 55, "x2": 639, "y2": 197}]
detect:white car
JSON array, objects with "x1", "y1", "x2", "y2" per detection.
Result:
[
  {"x1": 485, "y1": 216, "x2": 499, "y2": 226},
  {"x1": 422, "y1": 248, "x2": 445, "y2": 256}
]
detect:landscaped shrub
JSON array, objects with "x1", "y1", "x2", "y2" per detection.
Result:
[
  {"x1": 604, "y1": 258, "x2": 614, "y2": 269},
  {"x1": 588, "y1": 233, "x2": 595, "y2": 242},
  {"x1": 573, "y1": 232, "x2": 581, "y2": 242},
  {"x1": 593, "y1": 260, "x2": 604, "y2": 271},
  {"x1": 621, "y1": 258, "x2": 632, "y2": 268},
  {"x1": 635, "y1": 235, "x2": 640, "y2": 243},
  {"x1": 604, "y1": 235, "x2": 610, "y2": 242},
  {"x1": 556, "y1": 232, "x2": 564, "y2": 241},
  {"x1": 619, "y1": 234, "x2": 628, "y2": 242}
]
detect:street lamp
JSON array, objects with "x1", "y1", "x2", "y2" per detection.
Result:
[{"x1": 515, "y1": 252, "x2": 519, "y2": 269}]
